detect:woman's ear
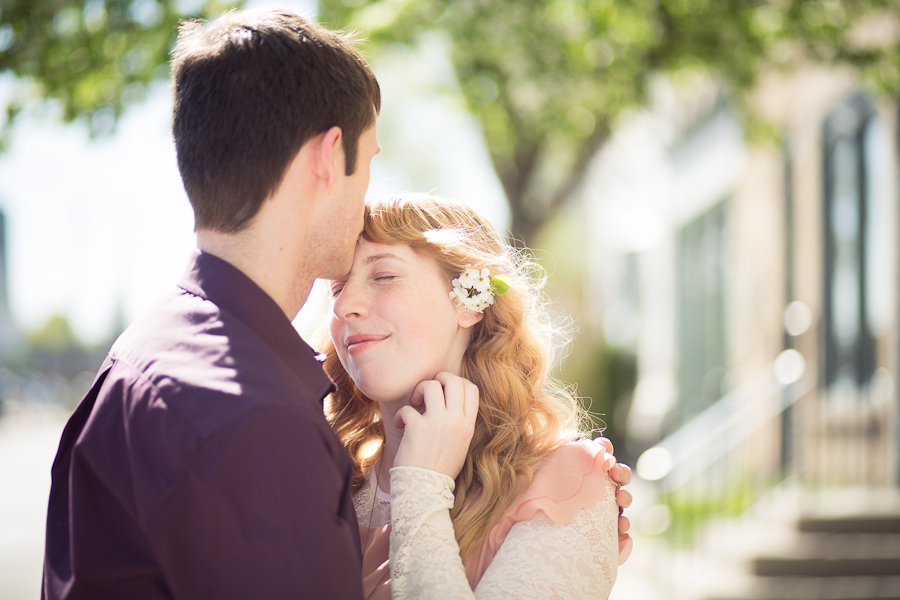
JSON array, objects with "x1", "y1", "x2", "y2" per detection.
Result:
[{"x1": 457, "y1": 307, "x2": 484, "y2": 329}]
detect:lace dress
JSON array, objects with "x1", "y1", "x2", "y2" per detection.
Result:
[{"x1": 354, "y1": 439, "x2": 622, "y2": 600}]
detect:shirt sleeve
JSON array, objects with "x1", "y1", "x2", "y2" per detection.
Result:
[
  {"x1": 388, "y1": 467, "x2": 618, "y2": 600},
  {"x1": 141, "y1": 405, "x2": 364, "y2": 600},
  {"x1": 388, "y1": 467, "x2": 472, "y2": 599}
]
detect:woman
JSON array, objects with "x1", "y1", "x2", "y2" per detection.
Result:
[{"x1": 322, "y1": 194, "x2": 628, "y2": 599}]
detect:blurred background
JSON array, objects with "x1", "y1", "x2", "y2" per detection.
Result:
[{"x1": 1, "y1": 0, "x2": 900, "y2": 598}]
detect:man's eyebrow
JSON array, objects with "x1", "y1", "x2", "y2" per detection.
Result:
[{"x1": 365, "y1": 252, "x2": 405, "y2": 264}]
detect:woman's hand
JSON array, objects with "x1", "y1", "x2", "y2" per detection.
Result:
[{"x1": 394, "y1": 372, "x2": 479, "y2": 479}]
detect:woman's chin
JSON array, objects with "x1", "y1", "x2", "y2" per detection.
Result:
[{"x1": 359, "y1": 386, "x2": 414, "y2": 407}]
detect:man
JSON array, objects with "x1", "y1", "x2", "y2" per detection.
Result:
[
  {"x1": 43, "y1": 8, "x2": 631, "y2": 599},
  {"x1": 44, "y1": 10, "x2": 383, "y2": 598}
]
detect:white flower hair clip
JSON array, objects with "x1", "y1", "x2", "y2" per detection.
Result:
[{"x1": 449, "y1": 266, "x2": 511, "y2": 313}]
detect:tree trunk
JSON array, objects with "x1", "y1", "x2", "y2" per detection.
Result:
[{"x1": 500, "y1": 128, "x2": 609, "y2": 249}]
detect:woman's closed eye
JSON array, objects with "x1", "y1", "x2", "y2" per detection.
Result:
[{"x1": 330, "y1": 275, "x2": 395, "y2": 297}]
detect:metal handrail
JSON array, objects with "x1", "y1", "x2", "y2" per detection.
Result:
[{"x1": 637, "y1": 352, "x2": 814, "y2": 492}]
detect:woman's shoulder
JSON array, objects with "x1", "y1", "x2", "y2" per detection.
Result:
[
  {"x1": 474, "y1": 439, "x2": 617, "y2": 560},
  {"x1": 538, "y1": 439, "x2": 615, "y2": 476},
  {"x1": 511, "y1": 439, "x2": 617, "y2": 526}
]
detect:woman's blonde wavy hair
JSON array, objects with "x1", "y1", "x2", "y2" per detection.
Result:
[{"x1": 321, "y1": 193, "x2": 587, "y2": 557}]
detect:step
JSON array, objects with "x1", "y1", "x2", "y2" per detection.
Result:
[
  {"x1": 799, "y1": 516, "x2": 900, "y2": 535},
  {"x1": 754, "y1": 557, "x2": 900, "y2": 577},
  {"x1": 699, "y1": 488, "x2": 900, "y2": 600},
  {"x1": 707, "y1": 575, "x2": 900, "y2": 600},
  {"x1": 753, "y1": 533, "x2": 900, "y2": 577},
  {"x1": 784, "y1": 533, "x2": 900, "y2": 559}
]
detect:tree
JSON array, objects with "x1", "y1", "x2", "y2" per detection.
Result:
[
  {"x1": 29, "y1": 313, "x2": 80, "y2": 350},
  {"x1": 2, "y1": 1, "x2": 898, "y2": 243},
  {"x1": 0, "y1": 0, "x2": 236, "y2": 144},
  {"x1": 317, "y1": 0, "x2": 900, "y2": 245}
]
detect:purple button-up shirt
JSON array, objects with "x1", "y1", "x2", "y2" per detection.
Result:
[{"x1": 43, "y1": 250, "x2": 364, "y2": 599}]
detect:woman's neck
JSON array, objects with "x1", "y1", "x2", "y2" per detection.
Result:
[{"x1": 375, "y1": 401, "x2": 407, "y2": 495}]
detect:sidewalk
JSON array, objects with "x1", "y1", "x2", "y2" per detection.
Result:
[{"x1": 0, "y1": 403, "x2": 67, "y2": 599}]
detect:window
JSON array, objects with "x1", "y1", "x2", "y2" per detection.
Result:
[
  {"x1": 677, "y1": 200, "x2": 729, "y2": 422},
  {"x1": 822, "y1": 94, "x2": 886, "y2": 399}
]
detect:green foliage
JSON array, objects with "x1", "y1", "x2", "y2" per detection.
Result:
[
  {"x1": 3, "y1": 1, "x2": 898, "y2": 243},
  {"x1": 28, "y1": 313, "x2": 80, "y2": 350},
  {"x1": 318, "y1": 0, "x2": 900, "y2": 244},
  {"x1": 0, "y1": 0, "x2": 239, "y2": 145},
  {"x1": 661, "y1": 479, "x2": 757, "y2": 546}
]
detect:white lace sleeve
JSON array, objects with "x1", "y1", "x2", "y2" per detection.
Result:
[
  {"x1": 475, "y1": 480, "x2": 618, "y2": 599},
  {"x1": 388, "y1": 467, "x2": 619, "y2": 600},
  {"x1": 389, "y1": 467, "x2": 472, "y2": 599}
]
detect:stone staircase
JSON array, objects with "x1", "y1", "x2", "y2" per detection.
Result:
[{"x1": 708, "y1": 511, "x2": 900, "y2": 600}]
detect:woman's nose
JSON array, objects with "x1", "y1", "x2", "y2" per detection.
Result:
[{"x1": 332, "y1": 281, "x2": 367, "y2": 321}]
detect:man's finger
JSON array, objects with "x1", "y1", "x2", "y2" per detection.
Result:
[
  {"x1": 593, "y1": 436, "x2": 614, "y2": 455},
  {"x1": 611, "y1": 463, "x2": 632, "y2": 486},
  {"x1": 618, "y1": 535, "x2": 633, "y2": 565}
]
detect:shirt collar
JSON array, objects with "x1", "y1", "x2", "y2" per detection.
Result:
[{"x1": 177, "y1": 248, "x2": 335, "y2": 398}]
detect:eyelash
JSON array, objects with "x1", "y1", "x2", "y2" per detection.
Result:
[{"x1": 331, "y1": 275, "x2": 396, "y2": 298}]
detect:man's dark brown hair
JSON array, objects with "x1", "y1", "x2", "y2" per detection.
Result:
[{"x1": 171, "y1": 9, "x2": 381, "y2": 233}]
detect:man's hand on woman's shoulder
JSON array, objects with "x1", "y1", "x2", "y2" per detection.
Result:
[{"x1": 593, "y1": 436, "x2": 634, "y2": 564}]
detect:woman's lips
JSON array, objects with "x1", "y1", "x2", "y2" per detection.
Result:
[{"x1": 346, "y1": 333, "x2": 388, "y2": 355}]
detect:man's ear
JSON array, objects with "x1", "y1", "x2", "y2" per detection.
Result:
[
  {"x1": 457, "y1": 306, "x2": 484, "y2": 329},
  {"x1": 312, "y1": 126, "x2": 344, "y2": 189}
]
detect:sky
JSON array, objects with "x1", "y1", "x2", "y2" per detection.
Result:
[{"x1": 0, "y1": 11, "x2": 509, "y2": 347}]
